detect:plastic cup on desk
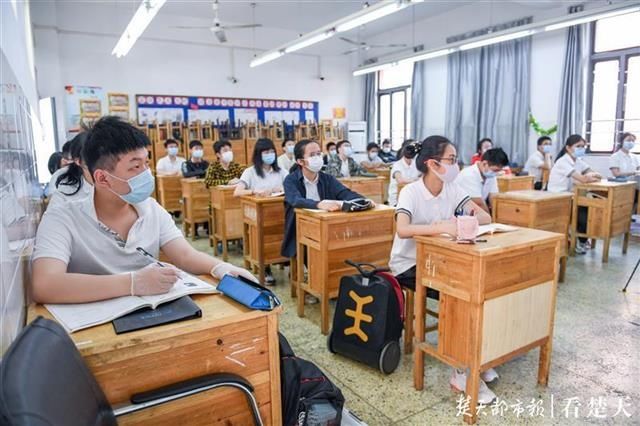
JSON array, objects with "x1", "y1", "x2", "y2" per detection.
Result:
[{"x1": 456, "y1": 215, "x2": 479, "y2": 241}]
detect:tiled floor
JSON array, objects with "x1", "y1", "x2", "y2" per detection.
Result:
[{"x1": 189, "y1": 235, "x2": 640, "y2": 425}]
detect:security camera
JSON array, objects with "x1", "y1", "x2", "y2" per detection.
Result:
[
  {"x1": 319, "y1": 76, "x2": 325, "y2": 81},
  {"x1": 228, "y1": 77, "x2": 238, "y2": 84}
]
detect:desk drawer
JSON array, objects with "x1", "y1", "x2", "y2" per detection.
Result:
[{"x1": 494, "y1": 201, "x2": 531, "y2": 226}]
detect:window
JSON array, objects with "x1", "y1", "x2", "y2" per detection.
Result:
[
  {"x1": 586, "y1": 11, "x2": 640, "y2": 153},
  {"x1": 377, "y1": 62, "x2": 412, "y2": 148}
]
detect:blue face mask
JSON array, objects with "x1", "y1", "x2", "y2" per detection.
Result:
[
  {"x1": 286, "y1": 145, "x2": 295, "y2": 154},
  {"x1": 107, "y1": 168, "x2": 155, "y2": 204},
  {"x1": 623, "y1": 140, "x2": 636, "y2": 151},
  {"x1": 573, "y1": 147, "x2": 586, "y2": 158},
  {"x1": 542, "y1": 145, "x2": 552, "y2": 154},
  {"x1": 262, "y1": 152, "x2": 276, "y2": 165},
  {"x1": 343, "y1": 147, "x2": 353, "y2": 157},
  {"x1": 168, "y1": 146, "x2": 179, "y2": 156},
  {"x1": 483, "y1": 170, "x2": 499, "y2": 179}
]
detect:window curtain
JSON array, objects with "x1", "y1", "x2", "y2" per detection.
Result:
[
  {"x1": 557, "y1": 23, "x2": 590, "y2": 145},
  {"x1": 411, "y1": 60, "x2": 426, "y2": 140},
  {"x1": 363, "y1": 73, "x2": 376, "y2": 143},
  {"x1": 445, "y1": 37, "x2": 532, "y2": 165}
]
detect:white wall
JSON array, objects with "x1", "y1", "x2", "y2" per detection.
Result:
[{"x1": 31, "y1": 1, "x2": 355, "y2": 143}]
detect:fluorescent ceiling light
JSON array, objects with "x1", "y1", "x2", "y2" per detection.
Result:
[
  {"x1": 284, "y1": 31, "x2": 335, "y2": 54},
  {"x1": 459, "y1": 30, "x2": 534, "y2": 51},
  {"x1": 336, "y1": 1, "x2": 404, "y2": 33},
  {"x1": 112, "y1": 0, "x2": 166, "y2": 58},
  {"x1": 250, "y1": 50, "x2": 284, "y2": 68},
  {"x1": 544, "y1": 6, "x2": 640, "y2": 31},
  {"x1": 399, "y1": 48, "x2": 454, "y2": 64},
  {"x1": 353, "y1": 61, "x2": 398, "y2": 77}
]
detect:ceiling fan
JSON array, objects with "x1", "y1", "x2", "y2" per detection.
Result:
[
  {"x1": 339, "y1": 37, "x2": 407, "y2": 55},
  {"x1": 170, "y1": 0, "x2": 261, "y2": 43}
]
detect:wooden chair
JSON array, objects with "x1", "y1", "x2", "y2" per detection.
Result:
[
  {"x1": 156, "y1": 175, "x2": 182, "y2": 213},
  {"x1": 181, "y1": 179, "x2": 210, "y2": 240},
  {"x1": 209, "y1": 185, "x2": 243, "y2": 261}
]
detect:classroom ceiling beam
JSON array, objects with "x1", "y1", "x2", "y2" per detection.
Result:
[
  {"x1": 249, "y1": 0, "x2": 424, "y2": 68},
  {"x1": 352, "y1": 1, "x2": 640, "y2": 76}
]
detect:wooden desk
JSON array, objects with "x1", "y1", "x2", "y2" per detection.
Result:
[
  {"x1": 295, "y1": 205, "x2": 395, "y2": 334},
  {"x1": 339, "y1": 176, "x2": 386, "y2": 204},
  {"x1": 541, "y1": 168, "x2": 550, "y2": 190},
  {"x1": 497, "y1": 175, "x2": 534, "y2": 193},
  {"x1": 492, "y1": 190, "x2": 573, "y2": 282},
  {"x1": 370, "y1": 168, "x2": 391, "y2": 203},
  {"x1": 241, "y1": 196, "x2": 287, "y2": 283},
  {"x1": 27, "y1": 291, "x2": 282, "y2": 425},
  {"x1": 181, "y1": 179, "x2": 210, "y2": 240},
  {"x1": 570, "y1": 180, "x2": 635, "y2": 262},
  {"x1": 156, "y1": 175, "x2": 183, "y2": 213},
  {"x1": 413, "y1": 228, "x2": 563, "y2": 424},
  {"x1": 210, "y1": 185, "x2": 243, "y2": 261}
]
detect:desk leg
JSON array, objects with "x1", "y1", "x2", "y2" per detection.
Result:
[
  {"x1": 570, "y1": 194, "x2": 578, "y2": 256},
  {"x1": 404, "y1": 290, "x2": 414, "y2": 354},
  {"x1": 602, "y1": 237, "x2": 610, "y2": 263},
  {"x1": 414, "y1": 274, "x2": 426, "y2": 390},
  {"x1": 243, "y1": 223, "x2": 250, "y2": 269},
  {"x1": 297, "y1": 244, "x2": 305, "y2": 318},
  {"x1": 290, "y1": 257, "x2": 297, "y2": 298},
  {"x1": 222, "y1": 238, "x2": 229, "y2": 262},
  {"x1": 559, "y1": 256, "x2": 567, "y2": 283},
  {"x1": 591, "y1": 239, "x2": 597, "y2": 250},
  {"x1": 464, "y1": 303, "x2": 483, "y2": 425},
  {"x1": 538, "y1": 337, "x2": 552, "y2": 386},
  {"x1": 623, "y1": 231, "x2": 630, "y2": 255},
  {"x1": 320, "y1": 250, "x2": 330, "y2": 335}
]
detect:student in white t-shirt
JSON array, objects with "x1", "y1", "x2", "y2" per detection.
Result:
[
  {"x1": 609, "y1": 132, "x2": 639, "y2": 178},
  {"x1": 389, "y1": 135, "x2": 495, "y2": 404},
  {"x1": 234, "y1": 138, "x2": 288, "y2": 284},
  {"x1": 360, "y1": 142, "x2": 387, "y2": 171},
  {"x1": 454, "y1": 148, "x2": 509, "y2": 213},
  {"x1": 388, "y1": 139, "x2": 422, "y2": 206},
  {"x1": 48, "y1": 132, "x2": 94, "y2": 208},
  {"x1": 156, "y1": 139, "x2": 186, "y2": 176},
  {"x1": 277, "y1": 139, "x2": 296, "y2": 173},
  {"x1": 548, "y1": 134, "x2": 601, "y2": 254},
  {"x1": 524, "y1": 136, "x2": 553, "y2": 190},
  {"x1": 32, "y1": 116, "x2": 256, "y2": 304}
]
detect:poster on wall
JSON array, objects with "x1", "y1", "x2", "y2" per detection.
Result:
[
  {"x1": 64, "y1": 85, "x2": 105, "y2": 132},
  {"x1": 138, "y1": 107, "x2": 185, "y2": 124},
  {"x1": 136, "y1": 94, "x2": 319, "y2": 125},
  {"x1": 107, "y1": 93, "x2": 130, "y2": 121}
]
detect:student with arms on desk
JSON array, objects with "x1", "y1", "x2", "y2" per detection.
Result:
[
  {"x1": 388, "y1": 135, "x2": 496, "y2": 404},
  {"x1": 455, "y1": 148, "x2": 509, "y2": 214},
  {"x1": 524, "y1": 136, "x2": 553, "y2": 190},
  {"x1": 609, "y1": 132, "x2": 639, "y2": 178},
  {"x1": 31, "y1": 116, "x2": 256, "y2": 304}
]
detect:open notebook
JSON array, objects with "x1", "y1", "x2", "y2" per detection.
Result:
[
  {"x1": 476, "y1": 223, "x2": 518, "y2": 237},
  {"x1": 45, "y1": 274, "x2": 218, "y2": 333}
]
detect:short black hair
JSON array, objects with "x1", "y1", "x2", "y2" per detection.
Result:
[
  {"x1": 382, "y1": 139, "x2": 391, "y2": 146},
  {"x1": 476, "y1": 138, "x2": 493, "y2": 153},
  {"x1": 83, "y1": 116, "x2": 150, "y2": 175},
  {"x1": 400, "y1": 139, "x2": 417, "y2": 159},
  {"x1": 164, "y1": 139, "x2": 179, "y2": 148},
  {"x1": 290, "y1": 139, "x2": 320, "y2": 173},
  {"x1": 47, "y1": 152, "x2": 63, "y2": 175},
  {"x1": 621, "y1": 132, "x2": 636, "y2": 142},
  {"x1": 481, "y1": 147, "x2": 509, "y2": 167},
  {"x1": 61, "y1": 141, "x2": 72, "y2": 157},
  {"x1": 252, "y1": 138, "x2": 280, "y2": 178},
  {"x1": 282, "y1": 139, "x2": 295, "y2": 148},
  {"x1": 336, "y1": 140, "x2": 351, "y2": 151},
  {"x1": 326, "y1": 142, "x2": 336, "y2": 150},
  {"x1": 214, "y1": 139, "x2": 231, "y2": 154},
  {"x1": 537, "y1": 136, "x2": 552, "y2": 146},
  {"x1": 415, "y1": 136, "x2": 453, "y2": 174},
  {"x1": 366, "y1": 142, "x2": 379, "y2": 152},
  {"x1": 189, "y1": 140, "x2": 203, "y2": 149}
]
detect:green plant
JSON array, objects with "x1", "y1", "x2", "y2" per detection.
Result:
[{"x1": 529, "y1": 113, "x2": 558, "y2": 137}]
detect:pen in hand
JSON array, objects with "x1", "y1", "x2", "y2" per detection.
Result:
[{"x1": 136, "y1": 247, "x2": 165, "y2": 267}]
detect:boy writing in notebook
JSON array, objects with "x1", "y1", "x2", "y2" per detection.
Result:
[{"x1": 32, "y1": 116, "x2": 256, "y2": 304}]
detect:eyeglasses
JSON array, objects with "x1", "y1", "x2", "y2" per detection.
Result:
[
  {"x1": 435, "y1": 156, "x2": 458, "y2": 164},
  {"x1": 307, "y1": 152, "x2": 323, "y2": 158}
]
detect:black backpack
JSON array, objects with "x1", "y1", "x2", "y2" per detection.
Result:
[{"x1": 279, "y1": 333, "x2": 345, "y2": 426}]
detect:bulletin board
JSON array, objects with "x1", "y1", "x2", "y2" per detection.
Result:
[
  {"x1": 64, "y1": 85, "x2": 105, "y2": 132},
  {"x1": 136, "y1": 94, "x2": 319, "y2": 125}
]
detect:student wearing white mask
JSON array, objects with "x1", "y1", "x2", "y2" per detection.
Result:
[
  {"x1": 360, "y1": 142, "x2": 387, "y2": 171},
  {"x1": 156, "y1": 139, "x2": 186, "y2": 176},
  {"x1": 31, "y1": 116, "x2": 257, "y2": 304},
  {"x1": 325, "y1": 140, "x2": 368, "y2": 178},
  {"x1": 379, "y1": 139, "x2": 396, "y2": 163},
  {"x1": 548, "y1": 134, "x2": 601, "y2": 254},
  {"x1": 389, "y1": 136, "x2": 495, "y2": 404},
  {"x1": 455, "y1": 148, "x2": 509, "y2": 213},
  {"x1": 609, "y1": 132, "x2": 639, "y2": 178},
  {"x1": 388, "y1": 139, "x2": 422, "y2": 206},
  {"x1": 204, "y1": 139, "x2": 246, "y2": 188},
  {"x1": 181, "y1": 140, "x2": 209, "y2": 178},
  {"x1": 524, "y1": 136, "x2": 554, "y2": 190},
  {"x1": 278, "y1": 139, "x2": 297, "y2": 172}
]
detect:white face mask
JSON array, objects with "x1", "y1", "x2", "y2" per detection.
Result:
[
  {"x1": 383, "y1": 147, "x2": 391, "y2": 153},
  {"x1": 221, "y1": 151, "x2": 233, "y2": 163},
  {"x1": 433, "y1": 162, "x2": 460, "y2": 183},
  {"x1": 306, "y1": 156, "x2": 324, "y2": 173}
]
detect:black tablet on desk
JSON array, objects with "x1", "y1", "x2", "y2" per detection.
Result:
[{"x1": 112, "y1": 296, "x2": 202, "y2": 334}]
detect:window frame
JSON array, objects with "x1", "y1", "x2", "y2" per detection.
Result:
[
  {"x1": 586, "y1": 21, "x2": 640, "y2": 154},
  {"x1": 377, "y1": 82, "x2": 410, "y2": 146}
]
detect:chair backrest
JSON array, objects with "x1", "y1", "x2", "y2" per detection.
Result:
[{"x1": 0, "y1": 317, "x2": 116, "y2": 426}]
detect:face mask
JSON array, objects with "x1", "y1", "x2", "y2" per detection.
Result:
[
  {"x1": 329, "y1": 150, "x2": 337, "y2": 157},
  {"x1": 286, "y1": 145, "x2": 295, "y2": 154},
  {"x1": 483, "y1": 170, "x2": 499, "y2": 179},
  {"x1": 168, "y1": 147, "x2": 179, "y2": 156},
  {"x1": 573, "y1": 147, "x2": 586, "y2": 158},
  {"x1": 192, "y1": 149, "x2": 204, "y2": 159},
  {"x1": 221, "y1": 151, "x2": 233, "y2": 163},
  {"x1": 623, "y1": 140, "x2": 635, "y2": 151},
  {"x1": 306, "y1": 156, "x2": 324, "y2": 173},
  {"x1": 262, "y1": 152, "x2": 276, "y2": 165},
  {"x1": 369, "y1": 152, "x2": 379, "y2": 161},
  {"x1": 343, "y1": 147, "x2": 353, "y2": 157},
  {"x1": 383, "y1": 147, "x2": 391, "y2": 153},
  {"x1": 433, "y1": 162, "x2": 459, "y2": 183},
  {"x1": 542, "y1": 145, "x2": 552, "y2": 154},
  {"x1": 106, "y1": 168, "x2": 155, "y2": 204}
]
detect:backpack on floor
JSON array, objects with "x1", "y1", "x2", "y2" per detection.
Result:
[
  {"x1": 327, "y1": 260, "x2": 404, "y2": 374},
  {"x1": 279, "y1": 333, "x2": 345, "y2": 426}
]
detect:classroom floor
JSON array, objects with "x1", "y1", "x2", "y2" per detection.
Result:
[{"x1": 188, "y1": 234, "x2": 640, "y2": 425}]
